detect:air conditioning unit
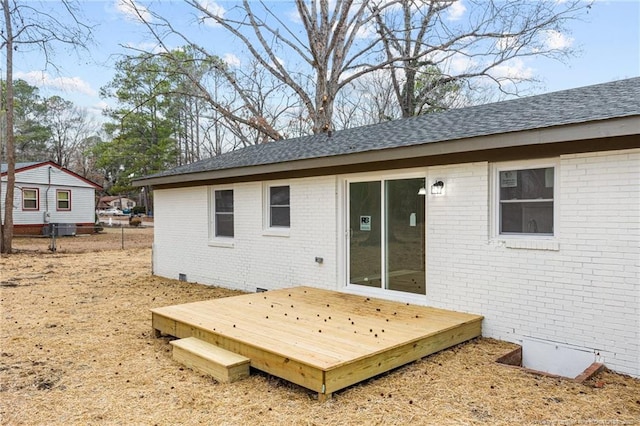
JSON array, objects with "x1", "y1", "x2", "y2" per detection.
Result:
[{"x1": 43, "y1": 223, "x2": 77, "y2": 237}]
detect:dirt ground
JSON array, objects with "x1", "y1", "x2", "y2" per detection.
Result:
[{"x1": 1, "y1": 232, "x2": 639, "y2": 425}]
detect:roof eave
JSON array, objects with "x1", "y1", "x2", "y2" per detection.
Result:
[{"x1": 133, "y1": 115, "x2": 640, "y2": 188}]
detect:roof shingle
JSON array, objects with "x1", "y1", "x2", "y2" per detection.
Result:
[{"x1": 142, "y1": 77, "x2": 640, "y2": 181}]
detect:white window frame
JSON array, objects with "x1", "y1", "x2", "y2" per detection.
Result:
[
  {"x1": 340, "y1": 168, "x2": 429, "y2": 304},
  {"x1": 208, "y1": 187, "x2": 235, "y2": 247},
  {"x1": 22, "y1": 187, "x2": 39, "y2": 210},
  {"x1": 56, "y1": 189, "x2": 71, "y2": 211},
  {"x1": 491, "y1": 159, "x2": 558, "y2": 241},
  {"x1": 263, "y1": 182, "x2": 290, "y2": 237}
]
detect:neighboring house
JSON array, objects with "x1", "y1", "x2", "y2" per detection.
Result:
[
  {"x1": 1, "y1": 161, "x2": 102, "y2": 235},
  {"x1": 135, "y1": 78, "x2": 640, "y2": 378},
  {"x1": 98, "y1": 195, "x2": 137, "y2": 211}
]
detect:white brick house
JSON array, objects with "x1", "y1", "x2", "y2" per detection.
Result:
[{"x1": 136, "y1": 79, "x2": 640, "y2": 378}]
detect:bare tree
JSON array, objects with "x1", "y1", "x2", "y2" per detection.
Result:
[
  {"x1": 45, "y1": 96, "x2": 99, "y2": 168},
  {"x1": 1, "y1": 0, "x2": 15, "y2": 254},
  {"x1": 121, "y1": 0, "x2": 588, "y2": 144},
  {"x1": 69, "y1": 134, "x2": 104, "y2": 184},
  {"x1": 121, "y1": 0, "x2": 393, "y2": 140},
  {"x1": 333, "y1": 70, "x2": 402, "y2": 129},
  {"x1": 0, "y1": 0, "x2": 92, "y2": 253},
  {"x1": 372, "y1": 0, "x2": 589, "y2": 117}
]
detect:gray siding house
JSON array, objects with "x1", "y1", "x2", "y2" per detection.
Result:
[{"x1": 1, "y1": 161, "x2": 102, "y2": 235}]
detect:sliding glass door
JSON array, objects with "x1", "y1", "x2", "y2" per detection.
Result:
[{"x1": 348, "y1": 177, "x2": 426, "y2": 295}]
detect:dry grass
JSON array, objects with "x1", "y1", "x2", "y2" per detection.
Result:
[
  {"x1": 11, "y1": 226, "x2": 154, "y2": 253},
  {"x1": 1, "y1": 233, "x2": 639, "y2": 425}
]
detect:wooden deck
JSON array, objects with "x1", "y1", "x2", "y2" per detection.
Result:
[{"x1": 151, "y1": 286, "x2": 483, "y2": 400}]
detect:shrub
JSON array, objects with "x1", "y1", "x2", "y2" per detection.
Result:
[{"x1": 129, "y1": 216, "x2": 142, "y2": 227}]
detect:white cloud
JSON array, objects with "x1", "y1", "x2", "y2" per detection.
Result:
[
  {"x1": 16, "y1": 71, "x2": 97, "y2": 97},
  {"x1": 287, "y1": 7, "x2": 302, "y2": 25},
  {"x1": 497, "y1": 34, "x2": 519, "y2": 52},
  {"x1": 543, "y1": 29, "x2": 574, "y2": 50},
  {"x1": 123, "y1": 41, "x2": 168, "y2": 54},
  {"x1": 223, "y1": 53, "x2": 241, "y2": 67},
  {"x1": 425, "y1": 50, "x2": 477, "y2": 76},
  {"x1": 93, "y1": 100, "x2": 110, "y2": 111},
  {"x1": 201, "y1": 0, "x2": 226, "y2": 27},
  {"x1": 447, "y1": 1, "x2": 467, "y2": 21},
  {"x1": 448, "y1": 53, "x2": 477, "y2": 75},
  {"x1": 115, "y1": 0, "x2": 152, "y2": 23},
  {"x1": 270, "y1": 56, "x2": 286, "y2": 69},
  {"x1": 88, "y1": 100, "x2": 111, "y2": 119},
  {"x1": 489, "y1": 58, "x2": 534, "y2": 81},
  {"x1": 355, "y1": 20, "x2": 377, "y2": 39}
]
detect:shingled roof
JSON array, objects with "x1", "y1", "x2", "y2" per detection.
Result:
[
  {"x1": 1, "y1": 162, "x2": 41, "y2": 174},
  {"x1": 136, "y1": 77, "x2": 640, "y2": 187}
]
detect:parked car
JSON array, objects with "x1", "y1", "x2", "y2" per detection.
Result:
[{"x1": 99, "y1": 207, "x2": 125, "y2": 216}]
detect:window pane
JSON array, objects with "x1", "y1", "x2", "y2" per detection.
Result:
[
  {"x1": 270, "y1": 206, "x2": 290, "y2": 227},
  {"x1": 500, "y1": 168, "x2": 553, "y2": 201},
  {"x1": 23, "y1": 190, "x2": 37, "y2": 209},
  {"x1": 270, "y1": 186, "x2": 289, "y2": 206},
  {"x1": 349, "y1": 181, "x2": 381, "y2": 288},
  {"x1": 385, "y1": 178, "x2": 425, "y2": 295},
  {"x1": 215, "y1": 190, "x2": 233, "y2": 213},
  {"x1": 216, "y1": 213, "x2": 234, "y2": 237},
  {"x1": 58, "y1": 191, "x2": 70, "y2": 209},
  {"x1": 269, "y1": 186, "x2": 290, "y2": 227},
  {"x1": 214, "y1": 190, "x2": 234, "y2": 237},
  {"x1": 501, "y1": 201, "x2": 554, "y2": 234}
]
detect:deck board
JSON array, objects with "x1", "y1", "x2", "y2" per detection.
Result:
[{"x1": 152, "y1": 286, "x2": 482, "y2": 398}]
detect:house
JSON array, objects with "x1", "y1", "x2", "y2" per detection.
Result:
[
  {"x1": 97, "y1": 195, "x2": 137, "y2": 212},
  {"x1": 1, "y1": 161, "x2": 102, "y2": 235},
  {"x1": 134, "y1": 78, "x2": 640, "y2": 378}
]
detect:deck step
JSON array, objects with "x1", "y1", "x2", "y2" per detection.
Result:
[{"x1": 170, "y1": 337, "x2": 250, "y2": 383}]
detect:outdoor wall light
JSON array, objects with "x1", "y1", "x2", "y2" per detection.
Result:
[{"x1": 431, "y1": 180, "x2": 445, "y2": 195}]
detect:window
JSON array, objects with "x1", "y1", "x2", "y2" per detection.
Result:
[
  {"x1": 214, "y1": 189, "x2": 234, "y2": 238},
  {"x1": 498, "y1": 165, "x2": 555, "y2": 235},
  {"x1": 268, "y1": 185, "x2": 290, "y2": 228},
  {"x1": 22, "y1": 188, "x2": 39, "y2": 210},
  {"x1": 57, "y1": 190, "x2": 71, "y2": 210}
]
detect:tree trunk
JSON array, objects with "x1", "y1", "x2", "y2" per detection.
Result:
[{"x1": 2, "y1": 0, "x2": 15, "y2": 254}]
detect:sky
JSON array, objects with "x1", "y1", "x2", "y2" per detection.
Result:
[{"x1": 8, "y1": 0, "x2": 640, "y2": 125}]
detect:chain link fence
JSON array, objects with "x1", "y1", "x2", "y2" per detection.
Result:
[{"x1": 12, "y1": 220, "x2": 153, "y2": 253}]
